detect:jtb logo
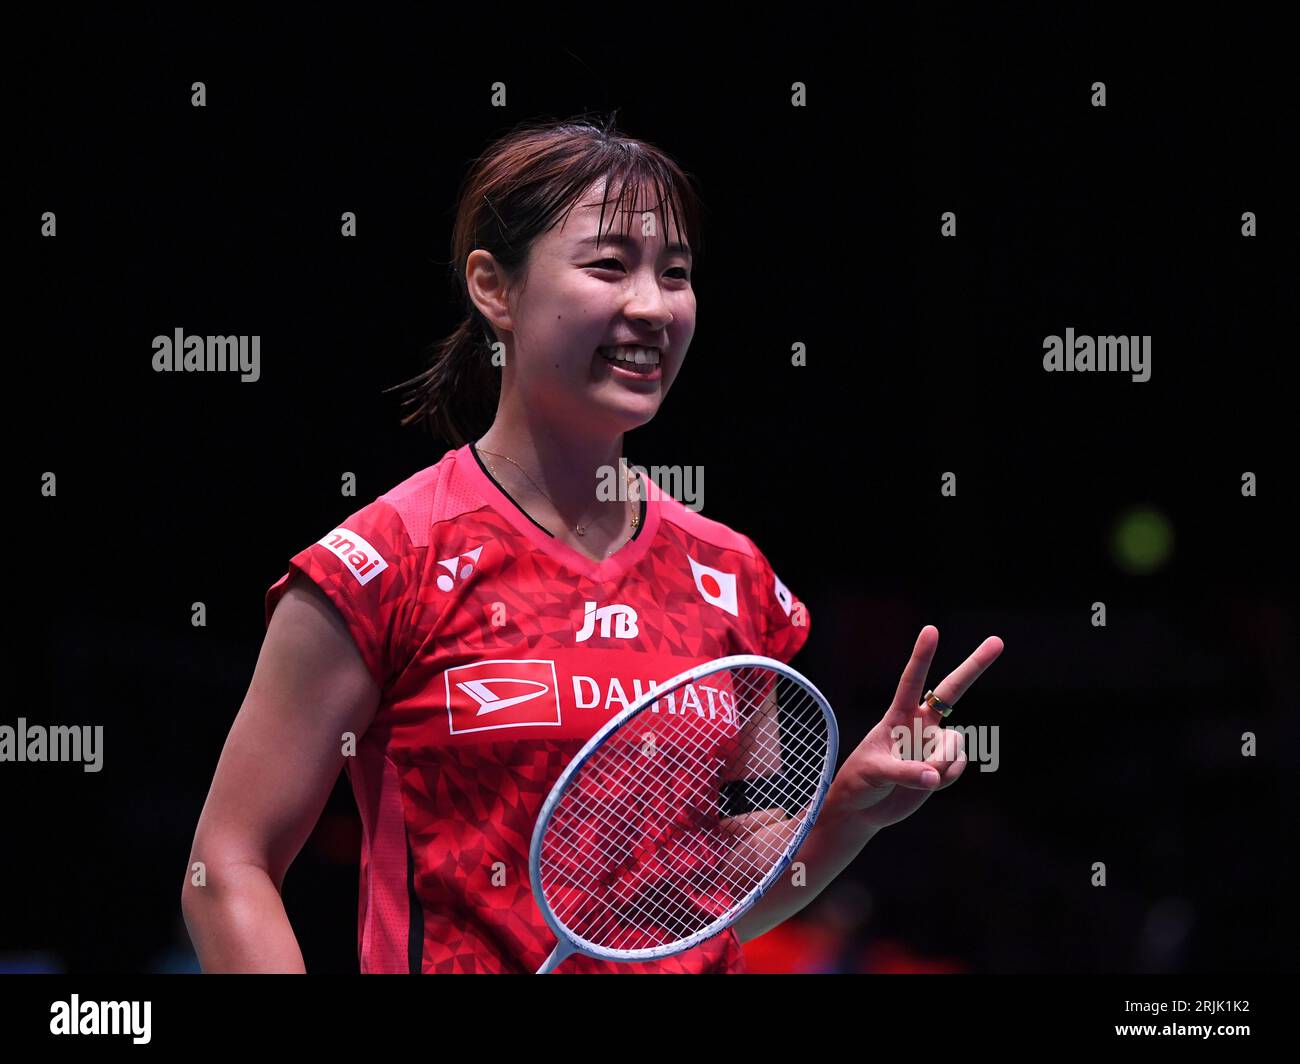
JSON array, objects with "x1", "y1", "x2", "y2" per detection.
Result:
[{"x1": 575, "y1": 601, "x2": 640, "y2": 643}]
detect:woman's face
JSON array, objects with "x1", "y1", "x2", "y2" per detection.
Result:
[{"x1": 473, "y1": 176, "x2": 696, "y2": 436}]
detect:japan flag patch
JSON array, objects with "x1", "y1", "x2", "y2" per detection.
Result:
[
  {"x1": 773, "y1": 571, "x2": 793, "y2": 617},
  {"x1": 688, "y1": 553, "x2": 738, "y2": 616}
]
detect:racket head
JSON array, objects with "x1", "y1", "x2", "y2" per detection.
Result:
[{"x1": 529, "y1": 654, "x2": 839, "y2": 965}]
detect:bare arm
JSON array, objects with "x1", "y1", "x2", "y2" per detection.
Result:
[{"x1": 181, "y1": 573, "x2": 381, "y2": 972}]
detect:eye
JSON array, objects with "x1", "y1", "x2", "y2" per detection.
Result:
[{"x1": 588, "y1": 259, "x2": 691, "y2": 281}]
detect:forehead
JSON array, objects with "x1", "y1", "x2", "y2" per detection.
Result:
[{"x1": 559, "y1": 176, "x2": 690, "y2": 248}]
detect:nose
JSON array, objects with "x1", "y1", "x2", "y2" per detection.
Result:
[{"x1": 624, "y1": 271, "x2": 674, "y2": 332}]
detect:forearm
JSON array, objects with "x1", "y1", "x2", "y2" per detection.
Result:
[
  {"x1": 181, "y1": 861, "x2": 307, "y2": 973},
  {"x1": 732, "y1": 786, "x2": 878, "y2": 944}
]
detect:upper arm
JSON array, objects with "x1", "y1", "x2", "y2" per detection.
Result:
[{"x1": 187, "y1": 572, "x2": 381, "y2": 892}]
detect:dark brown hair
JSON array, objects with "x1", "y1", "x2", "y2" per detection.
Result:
[{"x1": 386, "y1": 112, "x2": 706, "y2": 447}]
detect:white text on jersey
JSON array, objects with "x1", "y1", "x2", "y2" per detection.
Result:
[{"x1": 575, "y1": 601, "x2": 640, "y2": 642}]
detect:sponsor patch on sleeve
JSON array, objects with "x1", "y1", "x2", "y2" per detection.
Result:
[{"x1": 316, "y1": 526, "x2": 389, "y2": 586}]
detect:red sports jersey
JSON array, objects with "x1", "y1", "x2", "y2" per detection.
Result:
[{"x1": 264, "y1": 442, "x2": 810, "y2": 973}]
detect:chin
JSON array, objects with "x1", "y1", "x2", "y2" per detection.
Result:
[{"x1": 594, "y1": 394, "x2": 662, "y2": 432}]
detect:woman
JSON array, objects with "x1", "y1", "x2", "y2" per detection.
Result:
[{"x1": 181, "y1": 115, "x2": 1003, "y2": 974}]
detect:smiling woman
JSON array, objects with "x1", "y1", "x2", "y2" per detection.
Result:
[{"x1": 185, "y1": 114, "x2": 831, "y2": 975}]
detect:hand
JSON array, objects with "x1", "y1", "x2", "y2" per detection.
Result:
[{"x1": 828, "y1": 626, "x2": 1004, "y2": 833}]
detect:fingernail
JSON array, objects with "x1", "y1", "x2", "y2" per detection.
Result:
[{"x1": 922, "y1": 768, "x2": 940, "y2": 787}]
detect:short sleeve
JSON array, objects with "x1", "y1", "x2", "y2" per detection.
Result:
[
  {"x1": 264, "y1": 497, "x2": 420, "y2": 690},
  {"x1": 744, "y1": 536, "x2": 811, "y2": 665}
]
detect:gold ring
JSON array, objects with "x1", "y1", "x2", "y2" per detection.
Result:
[{"x1": 923, "y1": 689, "x2": 954, "y2": 717}]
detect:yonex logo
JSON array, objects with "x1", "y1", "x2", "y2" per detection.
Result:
[
  {"x1": 436, "y1": 544, "x2": 484, "y2": 592},
  {"x1": 575, "y1": 601, "x2": 640, "y2": 643},
  {"x1": 317, "y1": 527, "x2": 388, "y2": 586}
]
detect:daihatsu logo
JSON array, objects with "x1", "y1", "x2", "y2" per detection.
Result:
[
  {"x1": 445, "y1": 659, "x2": 561, "y2": 734},
  {"x1": 459, "y1": 678, "x2": 551, "y2": 716}
]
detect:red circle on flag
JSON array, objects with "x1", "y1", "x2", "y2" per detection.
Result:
[{"x1": 700, "y1": 574, "x2": 720, "y2": 597}]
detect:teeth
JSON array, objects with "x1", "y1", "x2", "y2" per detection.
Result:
[{"x1": 600, "y1": 346, "x2": 660, "y2": 366}]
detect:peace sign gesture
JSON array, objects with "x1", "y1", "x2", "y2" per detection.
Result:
[{"x1": 827, "y1": 626, "x2": 1004, "y2": 833}]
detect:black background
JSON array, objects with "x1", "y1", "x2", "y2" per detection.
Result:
[{"x1": 9, "y1": 8, "x2": 1296, "y2": 973}]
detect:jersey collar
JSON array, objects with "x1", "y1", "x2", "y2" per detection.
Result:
[{"x1": 459, "y1": 442, "x2": 662, "y2": 583}]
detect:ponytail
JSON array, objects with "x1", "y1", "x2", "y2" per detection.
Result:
[{"x1": 387, "y1": 314, "x2": 500, "y2": 448}]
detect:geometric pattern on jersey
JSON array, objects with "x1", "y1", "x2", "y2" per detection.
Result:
[{"x1": 265, "y1": 443, "x2": 810, "y2": 973}]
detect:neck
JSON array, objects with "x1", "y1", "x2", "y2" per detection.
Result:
[{"x1": 475, "y1": 409, "x2": 628, "y2": 529}]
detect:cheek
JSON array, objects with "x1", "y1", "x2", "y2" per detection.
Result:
[
  {"x1": 672, "y1": 296, "x2": 696, "y2": 339},
  {"x1": 521, "y1": 316, "x2": 599, "y2": 371},
  {"x1": 554, "y1": 292, "x2": 607, "y2": 345}
]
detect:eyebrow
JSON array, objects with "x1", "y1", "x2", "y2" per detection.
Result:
[{"x1": 575, "y1": 232, "x2": 693, "y2": 260}]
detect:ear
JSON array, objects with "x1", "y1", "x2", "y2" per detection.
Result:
[{"x1": 465, "y1": 248, "x2": 514, "y2": 340}]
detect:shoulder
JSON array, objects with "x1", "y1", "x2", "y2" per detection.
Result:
[
  {"x1": 646, "y1": 481, "x2": 808, "y2": 660},
  {"x1": 374, "y1": 441, "x2": 510, "y2": 547},
  {"x1": 648, "y1": 480, "x2": 800, "y2": 611},
  {"x1": 353, "y1": 443, "x2": 486, "y2": 550},
  {"x1": 273, "y1": 445, "x2": 476, "y2": 601},
  {"x1": 649, "y1": 482, "x2": 763, "y2": 562},
  {"x1": 264, "y1": 447, "x2": 488, "y2": 679}
]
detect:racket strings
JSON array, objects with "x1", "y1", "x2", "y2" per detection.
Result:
[
  {"x1": 543, "y1": 683, "x2": 824, "y2": 949},
  {"x1": 537, "y1": 665, "x2": 831, "y2": 952},
  {"x1": 568, "y1": 708, "x2": 825, "y2": 887},
  {"x1": 544, "y1": 698, "x2": 822, "y2": 908},
  {"x1": 548, "y1": 674, "x2": 813, "y2": 863}
]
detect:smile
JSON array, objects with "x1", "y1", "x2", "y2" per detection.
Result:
[
  {"x1": 598, "y1": 345, "x2": 661, "y2": 366},
  {"x1": 597, "y1": 346, "x2": 662, "y2": 381}
]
